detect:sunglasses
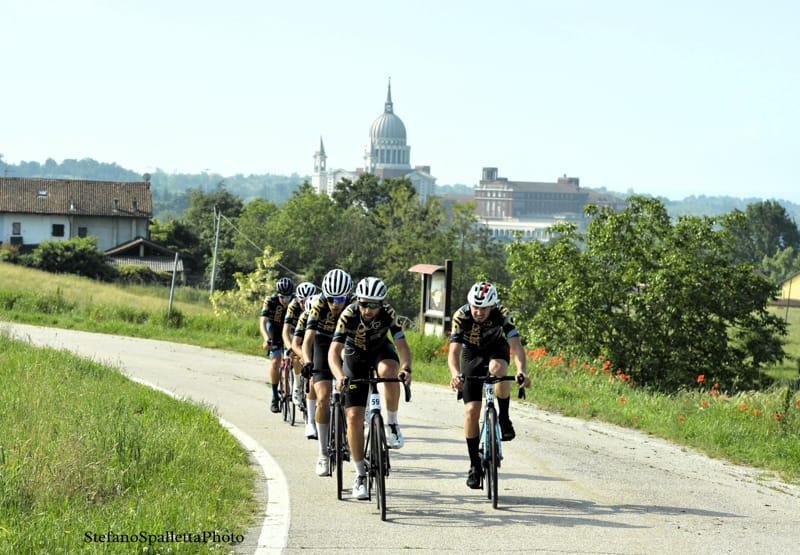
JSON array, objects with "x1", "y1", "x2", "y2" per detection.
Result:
[
  {"x1": 279, "y1": 294, "x2": 293, "y2": 301},
  {"x1": 327, "y1": 295, "x2": 348, "y2": 304},
  {"x1": 358, "y1": 301, "x2": 381, "y2": 309}
]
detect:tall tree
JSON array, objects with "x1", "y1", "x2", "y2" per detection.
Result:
[{"x1": 507, "y1": 196, "x2": 786, "y2": 392}]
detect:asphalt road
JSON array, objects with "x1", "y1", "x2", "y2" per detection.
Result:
[{"x1": 4, "y1": 322, "x2": 800, "y2": 555}]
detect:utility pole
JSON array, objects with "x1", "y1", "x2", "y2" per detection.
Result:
[{"x1": 209, "y1": 207, "x2": 221, "y2": 296}]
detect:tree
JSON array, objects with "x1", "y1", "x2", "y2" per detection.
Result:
[
  {"x1": 507, "y1": 196, "x2": 786, "y2": 392},
  {"x1": 727, "y1": 200, "x2": 800, "y2": 267},
  {"x1": 21, "y1": 237, "x2": 118, "y2": 281}
]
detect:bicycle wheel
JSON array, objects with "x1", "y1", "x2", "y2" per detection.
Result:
[
  {"x1": 486, "y1": 407, "x2": 499, "y2": 508},
  {"x1": 334, "y1": 402, "x2": 345, "y2": 499},
  {"x1": 281, "y1": 362, "x2": 291, "y2": 423},
  {"x1": 288, "y1": 373, "x2": 297, "y2": 425},
  {"x1": 371, "y1": 413, "x2": 387, "y2": 521}
]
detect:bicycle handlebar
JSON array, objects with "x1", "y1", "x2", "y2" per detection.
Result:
[
  {"x1": 347, "y1": 375, "x2": 412, "y2": 403},
  {"x1": 457, "y1": 373, "x2": 526, "y2": 399}
]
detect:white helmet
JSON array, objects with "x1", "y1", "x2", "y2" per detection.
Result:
[
  {"x1": 305, "y1": 293, "x2": 322, "y2": 314},
  {"x1": 295, "y1": 281, "x2": 316, "y2": 300},
  {"x1": 322, "y1": 268, "x2": 352, "y2": 297},
  {"x1": 355, "y1": 277, "x2": 387, "y2": 302},
  {"x1": 467, "y1": 281, "x2": 498, "y2": 307}
]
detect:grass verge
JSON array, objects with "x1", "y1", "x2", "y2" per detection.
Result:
[{"x1": 0, "y1": 334, "x2": 257, "y2": 554}]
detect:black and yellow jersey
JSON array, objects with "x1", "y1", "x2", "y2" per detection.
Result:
[
  {"x1": 306, "y1": 296, "x2": 341, "y2": 340},
  {"x1": 260, "y1": 294, "x2": 287, "y2": 327},
  {"x1": 283, "y1": 298, "x2": 304, "y2": 328},
  {"x1": 293, "y1": 309, "x2": 310, "y2": 340},
  {"x1": 448, "y1": 303, "x2": 519, "y2": 350},
  {"x1": 332, "y1": 302, "x2": 405, "y2": 353}
]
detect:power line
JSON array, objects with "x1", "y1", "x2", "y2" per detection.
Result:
[{"x1": 216, "y1": 210, "x2": 304, "y2": 280}]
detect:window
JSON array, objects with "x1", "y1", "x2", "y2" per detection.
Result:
[
  {"x1": 12, "y1": 222, "x2": 21, "y2": 235},
  {"x1": 52, "y1": 224, "x2": 65, "y2": 237},
  {"x1": 78, "y1": 227, "x2": 88, "y2": 238}
]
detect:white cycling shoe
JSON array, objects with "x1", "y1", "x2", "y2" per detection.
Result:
[
  {"x1": 386, "y1": 424, "x2": 404, "y2": 449},
  {"x1": 352, "y1": 475, "x2": 368, "y2": 500},
  {"x1": 315, "y1": 456, "x2": 329, "y2": 476}
]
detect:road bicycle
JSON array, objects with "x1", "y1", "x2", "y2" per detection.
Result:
[
  {"x1": 279, "y1": 351, "x2": 294, "y2": 424},
  {"x1": 459, "y1": 373, "x2": 525, "y2": 509},
  {"x1": 326, "y1": 378, "x2": 349, "y2": 499},
  {"x1": 348, "y1": 369, "x2": 411, "y2": 520}
]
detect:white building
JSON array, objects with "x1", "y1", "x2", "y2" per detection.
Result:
[{"x1": 312, "y1": 80, "x2": 436, "y2": 202}]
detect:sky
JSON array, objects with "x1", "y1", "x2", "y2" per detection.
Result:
[{"x1": 2, "y1": 1, "x2": 799, "y2": 203}]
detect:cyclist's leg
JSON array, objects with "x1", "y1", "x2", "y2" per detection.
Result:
[
  {"x1": 375, "y1": 345, "x2": 403, "y2": 448},
  {"x1": 268, "y1": 343, "x2": 282, "y2": 412},
  {"x1": 344, "y1": 353, "x2": 370, "y2": 499},
  {"x1": 488, "y1": 340, "x2": 515, "y2": 439},
  {"x1": 462, "y1": 348, "x2": 487, "y2": 487},
  {"x1": 305, "y1": 375, "x2": 318, "y2": 439},
  {"x1": 313, "y1": 372, "x2": 332, "y2": 475}
]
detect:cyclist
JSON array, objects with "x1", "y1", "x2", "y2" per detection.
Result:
[
  {"x1": 260, "y1": 277, "x2": 294, "y2": 413},
  {"x1": 447, "y1": 280, "x2": 530, "y2": 489},
  {"x1": 292, "y1": 292, "x2": 321, "y2": 440},
  {"x1": 283, "y1": 281, "x2": 317, "y2": 406},
  {"x1": 302, "y1": 268, "x2": 353, "y2": 476},
  {"x1": 329, "y1": 276, "x2": 412, "y2": 500}
]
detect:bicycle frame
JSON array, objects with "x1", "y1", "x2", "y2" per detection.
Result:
[{"x1": 350, "y1": 370, "x2": 410, "y2": 521}]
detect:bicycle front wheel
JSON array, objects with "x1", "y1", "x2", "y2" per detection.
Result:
[
  {"x1": 486, "y1": 407, "x2": 499, "y2": 508},
  {"x1": 334, "y1": 403, "x2": 345, "y2": 499},
  {"x1": 370, "y1": 414, "x2": 387, "y2": 521}
]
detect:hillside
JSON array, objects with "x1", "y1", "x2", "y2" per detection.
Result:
[{"x1": 3, "y1": 157, "x2": 799, "y2": 223}]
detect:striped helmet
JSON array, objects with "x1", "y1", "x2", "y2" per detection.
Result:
[
  {"x1": 295, "y1": 281, "x2": 316, "y2": 300},
  {"x1": 467, "y1": 281, "x2": 498, "y2": 307},
  {"x1": 276, "y1": 277, "x2": 294, "y2": 295},
  {"x1": 322, "y1": 269, "x2": 352, "y2": 297},
  {"x1": 355, "y1": 277, "x2": 387, "y2": 302}
]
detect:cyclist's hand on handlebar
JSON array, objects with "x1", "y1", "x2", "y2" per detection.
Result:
[
  {"x1": 450, "y1": 374, "x2": 464, "y2": 391},
  {"x1": 516, "y1": 372, "x2": 530, "y2": 388},
  {"x1": 301, "y1": 362, "x2": 314, "y2": 379},
  {"x1": 400, "y1": 367, "x2": 412, "y2": 386},
  {"x1": 338, "y1": 376, "x2": 350, "y2": 392}
]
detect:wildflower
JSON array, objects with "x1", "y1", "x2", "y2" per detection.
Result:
[
  {"x1": 697, "y1": 374, "x2": 705, "y2": 383},
  {"x1": 775, "y1": 413, "x2": 782, "y2": 421},
  {"x1": 679, "y1": 415, "x2": 685, "y2": 422},
  {"x1": 739, "y1": 403, "x2": 748, "y2": 410},
  {"x1": 618, "y1": 397, "x2": 627, "y2": 403},
  {"x1": 714, "y1": 383, "x2": 720, "y2": 389},
  {"x1": 701, "y1": 400, "x2": 709, "y2": 407},
  {"x1": 796, "y1": 401, "x2": 800, "y2": 408},
  {"x1": 589, "y1": 367, "x2": 597, "y2": 375},
  {"x1": 632, "y1": 415, "x2": 639, "y2": 421},
  {"x1": 752, "y1": 409, "x2": 761, "y2": 416}
]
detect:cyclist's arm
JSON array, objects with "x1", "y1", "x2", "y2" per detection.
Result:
[
  {"x1": 394, "y1": 337, "x2": 412, "y2": 385},
  {"x1": 328, "y1": 341, "x2": 346, "y2": 384},
  {"x1": 282, "y1": 322, "x2": 295, "y2": 354},
  {"x1": 259, "y1": 315, "x2": 270, "y2": 349},
  {"x1": 291, "y1": 334, "x2": 304, "y2": 359},
  {"x1": 508, "y1": 335, "x2": 530, "y2": 387},
  {"x1": 301, "y1": 328, "x2": 316, "y2": 367},
  {"x1": 448, "y1": 341, "x2": 463, "y2": 389}
]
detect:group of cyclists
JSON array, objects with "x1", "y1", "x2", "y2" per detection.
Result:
[{"x1": 260, "y1": 270, "x2": 530, "y2": 497}]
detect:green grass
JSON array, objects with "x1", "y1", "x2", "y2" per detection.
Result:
[
  {"x1": 1, "y1": 260, "x2": 799, "y2": 551},
  {"x1": 0, "y1": 335, "x2": 257, "y2": 554}
]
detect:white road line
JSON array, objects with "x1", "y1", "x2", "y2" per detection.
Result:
[{"x1": 129, "y1": 377, "x2": 290, "y2": 555}]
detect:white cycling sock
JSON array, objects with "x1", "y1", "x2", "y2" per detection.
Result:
[
  {"x1": 386, "y1": 410, "x2": 398, "y2": 426},
  {"x1": 316, "y1": 423, "x2": 329, "y2": 455},
  {"x1": 354, "y1": 460, "x2": 366, "y2": 476},
  {"x1": 307, "y1": 399, "x2": 316, "y2": 416}
]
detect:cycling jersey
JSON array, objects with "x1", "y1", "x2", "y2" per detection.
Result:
[
  {"x1": 449, "y1": 303, "x2": 518, "y2": 350},
  {"x1": 283, "y1": 297, "x2": 304, "y2": 329},
  {"x1": 331, "y1": 301, "x2": 405, "y2": 352},
  {"x1": 261, "y1": 293, "x2": 288, "y2": 351}
]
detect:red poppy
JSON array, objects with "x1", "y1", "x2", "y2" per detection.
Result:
[{"x1": 697, "y1": 374, "x2": 705, "y2": 383}]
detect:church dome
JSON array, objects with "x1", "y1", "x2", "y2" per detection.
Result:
[{"x1": 369, "y1": 82, "x2": 407, "y2": 143}]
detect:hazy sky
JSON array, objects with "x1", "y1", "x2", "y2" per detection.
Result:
[{"x1": 3, "y1": 1, "x2": 798, "y2": 203}]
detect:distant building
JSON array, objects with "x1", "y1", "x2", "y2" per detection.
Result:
[
  {"x1": 474, "y1": 167, "x2": 626, "y2": 241},
  {"x1": 312, "y1": 80, "x2": 436, "y2": 202},
  {"x1": 0, "y1": 176, "x2": 152, "y2": 251}
]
